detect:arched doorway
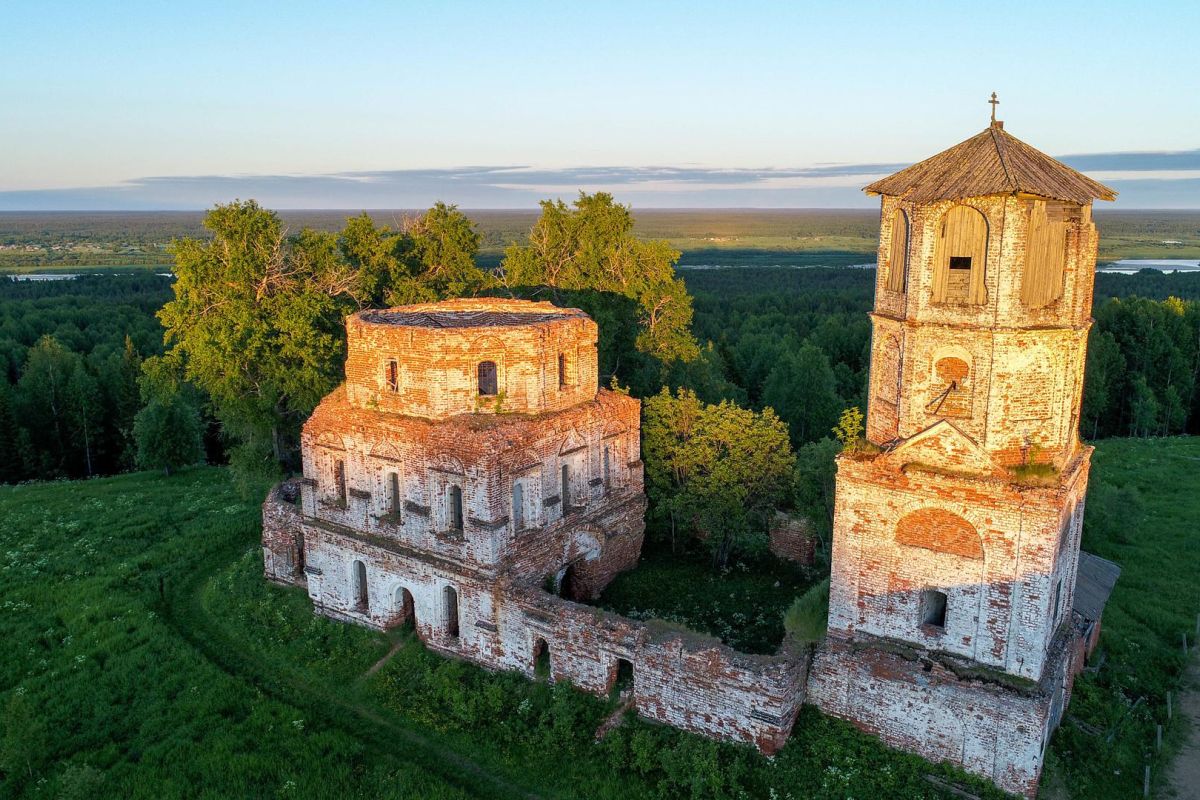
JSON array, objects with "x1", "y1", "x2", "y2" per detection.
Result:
[
  {"x1": 559, "y1": 564, "x2": 580, "y2": 600},
  {"x1": 609, "y1": 657, "x2": 634, "y2": 698},
  {"x1": 533, "y1": 637, "x2": 550, "y2": 680},
  {"x1": 392, "y1": 586, "x2": 416, "y2": 630}
]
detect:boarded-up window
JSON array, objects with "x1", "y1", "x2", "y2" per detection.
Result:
[
  {"x1": 1022, "y1": 200, "x2": 1069, "y2": 307},
  {"x1": 512, "y1": 481, "x2": 525, "y2": 530},
  {"x1": 886, "y1": 208, "x2": 909, "y2": 293},
  {"x1": 932, "y1": 206, "x2": 988, "y2": 304},
  {"x1": 928, "y1": 356, "x2": 971, "y2": 418},
  {"x1": 872, "y1": 333, "x2": 902, "y2": 440}
]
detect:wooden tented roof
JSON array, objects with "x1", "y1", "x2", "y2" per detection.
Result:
[{"x1": 865, "y1": 123, "x2": 1117, "y2": 204}]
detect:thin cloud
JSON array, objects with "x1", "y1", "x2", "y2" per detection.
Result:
[{"x1": 0, "y1": 151, "x2": 1196, "y2": 210}]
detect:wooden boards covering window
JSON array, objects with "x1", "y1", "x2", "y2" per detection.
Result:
[
  {"x1": 932, "y1": 205, "x2": 988, "y2": 305},
  {"x1": 886, "y1": 208, "x2": 909, "y2": 293},
  {"x1": 1022, "y1": 200, "x2": 1069, "y2": 307}
]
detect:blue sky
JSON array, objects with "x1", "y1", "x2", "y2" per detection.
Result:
[{"x1": 1, "y1": 1, "x2": 1197, "y2": 209}]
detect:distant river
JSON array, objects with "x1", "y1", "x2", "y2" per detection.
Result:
[{"x1": 1098, "y1": 259, "x2": 1200, "y2": 274}]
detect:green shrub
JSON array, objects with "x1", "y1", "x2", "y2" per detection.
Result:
[{"x1": 784, "y1": 577, "x2": 830, "y2": 645}]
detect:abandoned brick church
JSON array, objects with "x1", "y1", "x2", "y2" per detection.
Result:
[{"x1": 263, "y1": 116, "x2": 1120, "y2": 798}]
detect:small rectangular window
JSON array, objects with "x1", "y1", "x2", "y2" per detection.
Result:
[
  {"x1": 921, "y1": 589, "x2": 947, "y2": 628},
  {"x1": 949, "y1": 256, "x2": 973, "y2": 270},
  {"x1": 558, "y1": 353, "x2": 567, "y2": 388},
  {"x1": 385, "y1": 360, "x2": 398, "y2": 392}
]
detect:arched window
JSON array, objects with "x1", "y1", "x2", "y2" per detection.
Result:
[
  {"x1": 933, "y1": 206, "x2": 988, "y2": 304},
  {"x1": 920, "y1": 589, "x2": 947, "y2": 628},
  {"x1": 512, "y1": 481, "x2": 525, "y2": 531},
  {"x1": 886, "y1": 208, "x2": 909, "y2": 293},
  {"x1": 352, "y1": 560, "x2": 368, "y2": 611},
  {"x1": 477, "y1": 361, "x2": 498, "y2": 396},
  {"x1": 444, "y1": 586, "x2": 459, "y2": 638},
  {"x1": 447, "y1": 485, "x2": 463, "y2": 532},
  {"x1": 1022, "y1": 200, "x2": 1069, "y2": 307},
  {"x1": 602, "y1": 445, "x2": 611, "y2": 490}
]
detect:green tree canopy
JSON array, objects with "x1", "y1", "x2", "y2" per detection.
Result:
[
  {"x1": 155, "y1": 200, "x2": 487, "y2": 475},
  {"x1": 157, "y1": 201, "x2": 356, "y2": 473},
  {"x1": 761, "y1": 342, "x2": 840, "y2": 448},
  {"x1": 642, "y1": 387, "x2": 794, "y2": 566},
  {"x1": 501, "y1": 193, "x2": 700, "y2": 369},
  {"x1": 133, "y1": 393, "x2": 204, "y2": 476}
]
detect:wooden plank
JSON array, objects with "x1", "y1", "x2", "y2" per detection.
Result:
[{"x1": 887, "y1": 208, "x2": 908, "y2": 293}]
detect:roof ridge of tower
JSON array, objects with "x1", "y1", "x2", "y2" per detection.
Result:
[
  {"x1": 864, "y1": 125, "x2": 1117, "y2": 204},
  {"x1": 989, "y1": 124, "x2": 1017, "y2": 193}
]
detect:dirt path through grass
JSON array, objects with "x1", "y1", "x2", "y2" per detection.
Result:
[
  {"x1": 1165, "y1": 656, "x2": 1200, "y2": 799},
  {"x1": 162, "y1": 542, "x2": 544, "y2": 800}
]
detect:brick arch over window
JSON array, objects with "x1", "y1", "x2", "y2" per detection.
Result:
[
  {"x1": 932, "y1": 205, "x2": 988, "y2": 305},
  {"x1": 895, "y1": 508, "x2": 983, "y2": 559},
  {"x1": 429, "y1": 453, "x2": 465, "y2": 475}
]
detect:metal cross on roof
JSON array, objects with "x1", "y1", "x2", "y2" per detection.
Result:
[{"x1": 989, "y1": 92, "x2": 1000, "y2": 124}]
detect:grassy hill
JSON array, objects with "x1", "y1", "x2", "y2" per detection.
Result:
[{"x1": 1, "y1": 437, "x2": 1197, "y2": 798}]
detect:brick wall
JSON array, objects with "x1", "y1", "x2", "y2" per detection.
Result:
[
  {"x1": 809, "y1": 633, "x2": 1076, "y2": 799},
  {"x1": 768, "y1": 512, "x2": 817, "y2": 565},
  {"x1": 343, "y1": 298, "x2": 600, "y2": 420}
]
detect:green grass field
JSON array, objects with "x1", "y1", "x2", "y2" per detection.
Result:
[{"x1": 1, "y1": 436, "x2": 1197, "y2": 798}]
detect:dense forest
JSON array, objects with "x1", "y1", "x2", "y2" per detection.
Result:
[{"x1": 3, "y1": 258, "x2": 1200, "y2": 487}]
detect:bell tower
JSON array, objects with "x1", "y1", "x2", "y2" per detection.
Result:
[{"x1": 809, "y1": 104, "x2": 1116, "y2": 799}]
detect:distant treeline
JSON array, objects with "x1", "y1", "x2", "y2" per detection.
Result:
[{"x1": 2, "y1": 265, "x2": 1200, "y2": 483}]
